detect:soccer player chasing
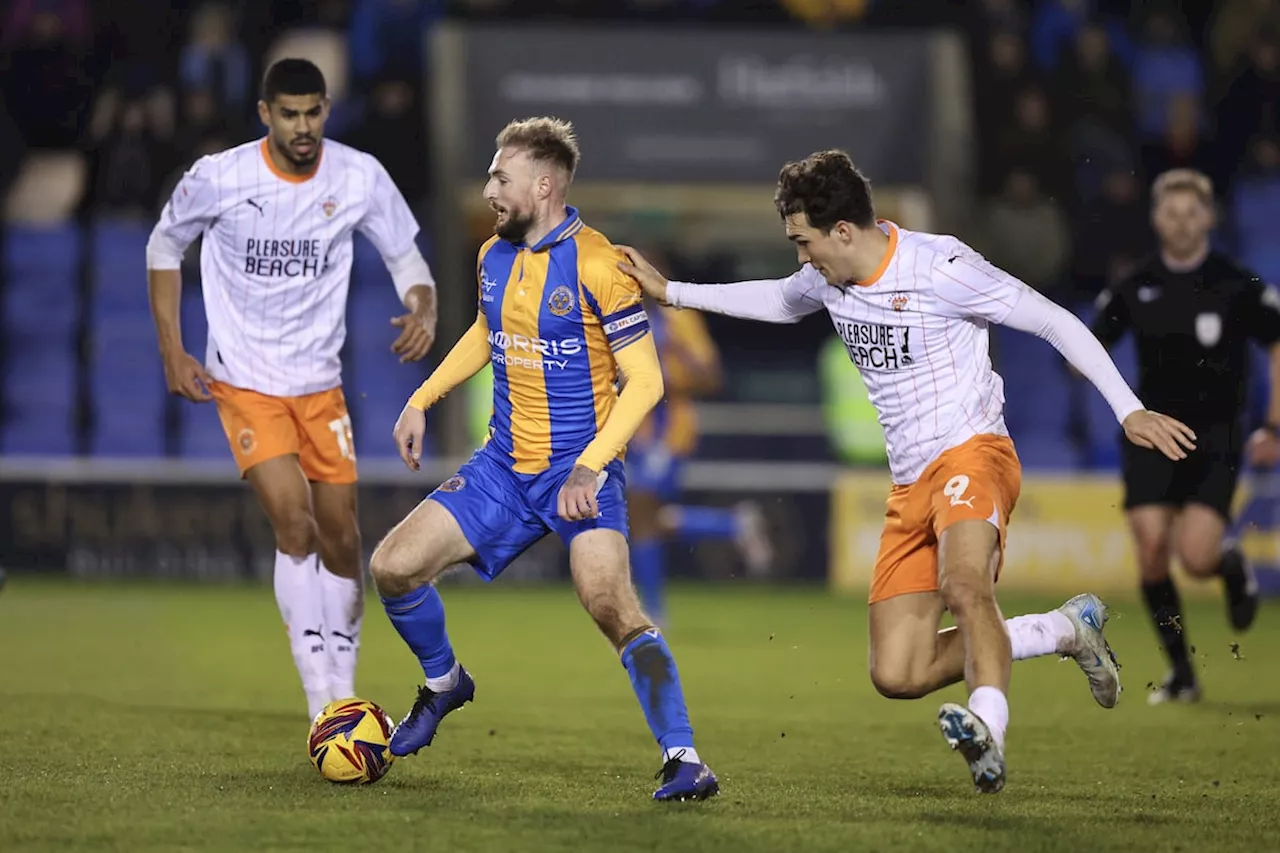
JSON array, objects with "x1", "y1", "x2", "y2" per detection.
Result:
[
  {"x1": 1091, "y1": 169, "x2": 1278, "y2": 704},
  {"x1": 146, "y1": 60, "x2": 438, "y2": 720},
  {"x1": 627, "y1": 286, "x2": 773, "y2": 626},
  {"x1": 618, "y1": 151, "x2": 1195, "y2": 794},
  {"x1": 368, "y1": 118, "x2": 718, "y2": 802}
]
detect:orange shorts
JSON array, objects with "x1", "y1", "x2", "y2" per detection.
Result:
[
  {"x1": 867, "y1": 434, "x2": 1022, "y2": 604},
  {"x1": 209, "y1": 382, "x2": 358, "y2": 484}
]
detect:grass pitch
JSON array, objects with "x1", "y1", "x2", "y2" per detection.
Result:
[{"x1": 2, "y1": 579, "x2": 1279, "y2": 852}]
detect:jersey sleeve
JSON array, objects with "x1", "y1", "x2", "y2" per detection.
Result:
[
  {"x1": 148, "y1": 157, "x2": 221, "y2": 267},
  {"x1": 1089, "y1": 283, "x2": 1132, "y2": 347},
  {"x1": 929, "y1": 244, "x2": 1030, "y2": 324},
  {"x1": 667, "y1": 266, "x2": 826, "y2": 323},
  {"x1": 1245, "y1": 276, "x2": 1280, "y2": 346},
  {"x1": 355, "y1": 156, "x2": 421, "y2": 260},
  {"x1": 582, "y1": 246, "x2": 651, "y2": 353}
]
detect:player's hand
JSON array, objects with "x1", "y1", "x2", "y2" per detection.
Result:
[
  {"x1": 161, "y1": 350, "x2": 213, "y2": 402},
  {"x1": 390, "y1": 305, "x2": 437, "y2": 363},
  {"x1": 393, "y1": 404, "x2": 427, "y2": 471},
  {"x1": 558, "y1": 464, "x2": 601, "y2": 521},
  {"x1": 616, "y1": 246, "x2": 670, "y2": 304},
  {"x1": 1246, "y1": 427, "x2": 1280, "y2": 468},
  {"x1": 1123, "y1": 410, "x2": 1197, "y2": 460}
]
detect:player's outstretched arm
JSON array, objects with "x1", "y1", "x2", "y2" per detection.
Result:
[
  {"x1": 617, "y1": 245, "x2": 823, "y2": 324},
  {"x1": 394, "y1": 315, "x2": 491, "y2": 470},
  {"x1": 559, "y1": 335, "x2": 665, "y2": 521},
  {"x1": 1001, "y1": 286, "x2": 1197, "y2": 461}
]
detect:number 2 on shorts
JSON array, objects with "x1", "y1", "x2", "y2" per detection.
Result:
[{"x1": 943, "y1": 474, "x2": 974, "y2": 508}]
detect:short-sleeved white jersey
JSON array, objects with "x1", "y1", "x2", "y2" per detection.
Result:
[
  {"x1": 150, "y1": 138, "x2": 421, "y2": 397},
  {"x1": 668, "y1": 221, "x2": 1142, "y2": 484}
]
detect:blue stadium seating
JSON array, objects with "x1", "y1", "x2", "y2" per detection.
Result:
[
  {"x1": 84, "y1": 222, "x2": 169, "y2": 456},
  {"x1": 1, "y1": 225, "x2": 83, "y2": 454}
]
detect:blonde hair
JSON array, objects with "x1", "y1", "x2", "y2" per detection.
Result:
[
  {"x1": 1151, "y1": 169, "x2": 1213, "y2": 207},
  {"x1": 495, "y1": 117, "x2": 580, "y2": 179}
]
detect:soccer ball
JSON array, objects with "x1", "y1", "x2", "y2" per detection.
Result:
[{"x1": 307, "y1": 698, "x2": 396, "y2": 784}]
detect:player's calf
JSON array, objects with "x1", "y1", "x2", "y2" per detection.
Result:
[{"x1": 569, "y1": 529, "x2": 717, "y2": 801}]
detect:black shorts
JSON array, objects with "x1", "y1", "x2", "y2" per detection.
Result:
[{"x1": 1121, "y1": 420, "x2": 1242, "y2": 520}]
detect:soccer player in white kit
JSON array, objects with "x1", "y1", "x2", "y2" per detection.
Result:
[
  {"x1": 618, "y1": 150, "x2": 1197, "y2": 793},
  {"x1": 144, "y1": 59, "x2": 439, "y2": 720}
]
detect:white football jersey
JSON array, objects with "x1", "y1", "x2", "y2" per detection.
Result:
[
  {"x1": 150, "y1": 138, "x2": 421, "y2": 397},
  {"x1": 672, "y1": 223, "x2": 1033, "y2": 485}
]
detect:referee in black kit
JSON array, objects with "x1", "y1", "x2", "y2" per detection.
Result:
[{"x1": 1091, "y1": 169, "x2": 1280, "y2": 704}]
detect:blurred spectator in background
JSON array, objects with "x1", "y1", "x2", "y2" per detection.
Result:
[
  {"x1": 1030, "y1": 0, "x2": 1132, "y2": 73},
  {"x1": 1216, "y1": 35, "x2": 1280, "y2": 190},
  {"x1": 0, "y1": 0, "x2": 95, "y2": 148},
  {"x1": 91, "y1": 97, "x2": 174, "y2": 220},
  {"x1": 1140, "y1": 93, "x2": 1218, "y2": 187},
  {"x1": 975, "y1": 169, "x2": 1071, "y2": 296},
  {"x1": 345, "y1": 75, "x2": 428, "y2": 201},
  {"x1": 1131, "y1": 8, "x2": 1204, "y2": 141},
  {"x1": 988, "y1": 86, "x2": 1070, "y2": 201},
  {"x1": 1210, "y1": 0, "x2": 1280, "y2": 79},
  {"x1": 1056, "y1": 21, "x2": 1131, "y2": 137},
  {"x1": 349, "y1": 0, "x2": 446, "y2": 87},
  {"x1": 975, "y1": 31, "x2": 1039, "y2": 193},
  {"x1": 179, "y1": 3, "x2": 252, "y2": 125},
  {"x1": 1230, "y1": 134, "x2": 1280, "y2": 283},
  {"x1": 1068, "y1": 169, "x2": 1148, "y2": 300}
]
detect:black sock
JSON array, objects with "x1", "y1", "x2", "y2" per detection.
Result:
[
  {"x1": 1218, "y1": 545, "x2": 1246, "y2": 588},
  {"x1": 1141, "y1": 577, "x2": 1193, "y2": 680}
]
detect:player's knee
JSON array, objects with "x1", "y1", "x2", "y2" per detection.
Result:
[
  {"x1": 318, "y1": 523, "x2": 362, "y2": 572},
  {"x1": 369, "y1": 535, "x2": 424, "y2": 597},
  {"x1": 1177, "y1": 546, "x2": 1220, "y2": 578},
  {"x1": 869, "y1": 664, "x2": 929, "y2": 700},
  {"x1": 273, "y1": 509, "x2": 317, "y2": 557},
  {"x1": 938, "y1": 572, "x2": 992, "y2": 621},
  {"x1": 583, "y1": 589, "x2": 646, "y2": 648},
  {"x1": 1135, "y1": 539, "x2": 1172, "y2": 578}
]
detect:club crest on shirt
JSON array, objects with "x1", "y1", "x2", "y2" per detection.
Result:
[
  {"x1": 237, "y1": 428, "x2": 257, "y2": 455},
  {"x1": 1195, "y1": 312, "x2": 1222, "y2": 347},
  {"x1": 890, "y1": 294, "x2": 909, "y2": 312},
  {"x1": 547, "y1": 285, "x2": 575, "y2": 317},
  {"x1": 320, "y1": 196, "x2": 338, "y2": 218},
  {"x1": 438, "y1": 475, "x2": 466, "y2": 493}
]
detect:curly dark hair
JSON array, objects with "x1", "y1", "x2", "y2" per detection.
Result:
[
  {"x1": 774, "y1": 150, "x2": 875, "y2": 232},
  {"x1": 496, "y1": 116, "x2": 580, "y2": 179}
]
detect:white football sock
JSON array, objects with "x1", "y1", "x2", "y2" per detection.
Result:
[
  {"x1": 968, "y1": 686, "x2": 1009, "y2": 752},
  {"x1": 1005, "y1": 611, "x2": 1075, "y2": 660},
  {"x1": 273, "y1": 551, "x2": 331, "y2": 719},
  {"x1": 426, "y1": 660, "x2": 460, "y2": 694},
  {"x1": 663, "y1": 747, "x2": 702, "y2": 765},
  {"x1": 319, "y1": 563, "x2": 363, "y2": 701}
]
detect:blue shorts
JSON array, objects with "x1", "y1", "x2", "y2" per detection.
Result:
[
  {"x1": 429, "y1": 445, "x2": 630, "y2": 581},
  {"x1": 625, "y1": 443, "x2": 684, "y2": 501}
]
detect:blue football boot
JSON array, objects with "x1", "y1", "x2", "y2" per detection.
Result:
[
  {"x1": 389, "y1": 666, "x2": 476, "y2": 757},
  {"x1": 653, "y1": 750, "x2": 719, "y2": 802}
]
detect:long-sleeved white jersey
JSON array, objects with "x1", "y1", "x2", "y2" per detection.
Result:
[
  {"x1": 147, "y1": 138, "x2": 432, "y2": 397},
  {"x1": 668, "y1": 221, "x2": 1143, "y2": 485}
]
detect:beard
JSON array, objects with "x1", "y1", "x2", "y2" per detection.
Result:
[{"x1": 494, "y1": 206, "x2": 535, "y2": 243}]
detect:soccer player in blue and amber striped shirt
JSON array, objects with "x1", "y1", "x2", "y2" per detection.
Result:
[{"x1": 368, "y1": 118, "x2": 718, "y2": 802}]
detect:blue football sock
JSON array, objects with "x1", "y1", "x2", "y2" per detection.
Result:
[
  {"x1": 381, "y1": 584, "x2": 456, "y2": 680},
  {"x1": 671, "y1": 505, "x2": 739, "y2": 542},
  {"x1": 631, "y1": 539, "x2": 665, "y2": 623},
  {"x1": 620, "y1": 629, "x2": 694, "y2": 754}
]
